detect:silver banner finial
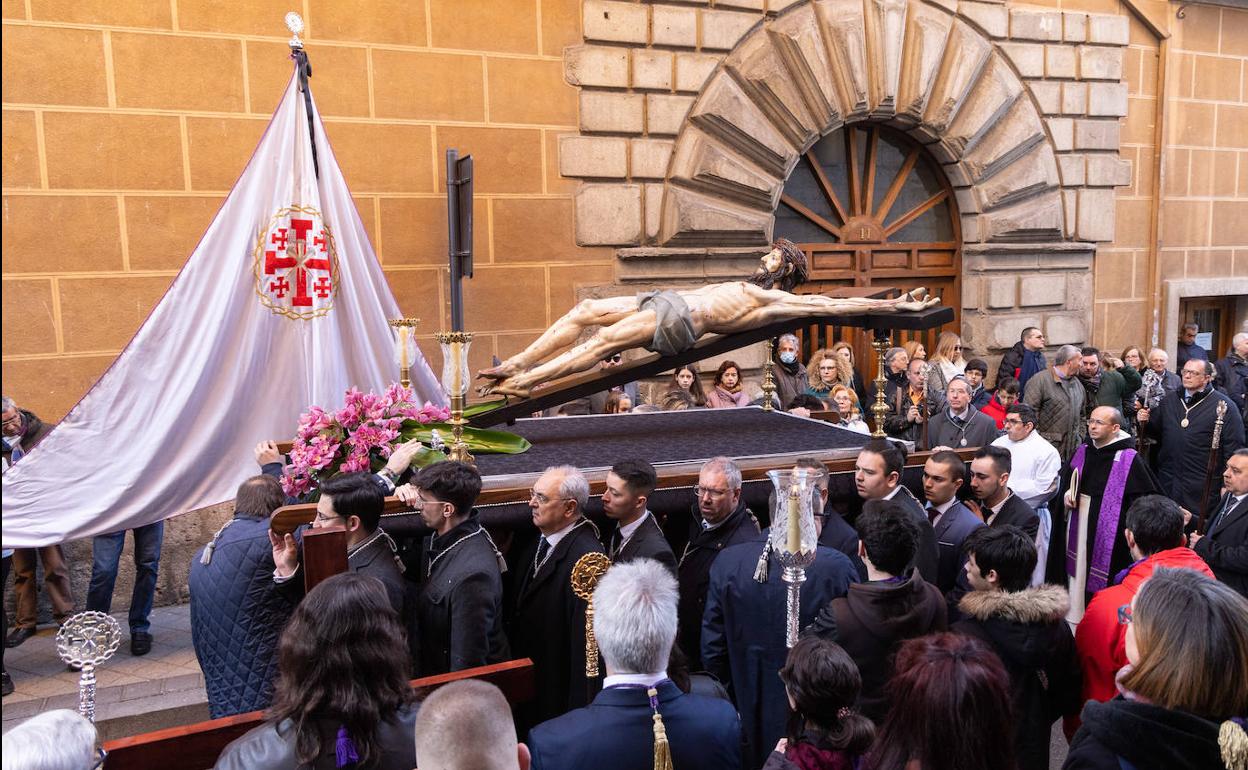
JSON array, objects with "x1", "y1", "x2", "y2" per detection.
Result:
[
  {"x1": 285, "y1": 12, "x2": 305, "y2": 49},
  {"x1": 56, "y1": 611, "x2": 122, "y2": 722}
]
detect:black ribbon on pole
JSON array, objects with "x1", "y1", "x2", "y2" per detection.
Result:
[{"x1": 291, "y1": 48, "x2": 320, "y2": 180}]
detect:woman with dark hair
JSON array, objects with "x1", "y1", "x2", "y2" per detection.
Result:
[
  {"x1": 214, "y1": 572, "x2": 417, "y2": 770},
  {"x1": 707, "y1": 360, "x2": 751, "y2": 409},
  {"x1": 666, "y1": 364, "x2": 707, "y2": 407},
  {"x1": 867, "y1": 633, "x2": 1016, "y2": 770},
  {"x1": 604, "y1": 391, "x2": 633, "y2": 414},
  {"x1": 1064, "y1": 568, "x2": 1248, "y2": 770},
  {"x1": 764, "y1": 636, "x2": 874, "y2": 770}
]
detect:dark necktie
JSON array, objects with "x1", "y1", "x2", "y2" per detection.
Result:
[
  {"x1": 925, "y1": 502, "x2": 940, "y2": 524},
  {"x1": 1211, "y1": 496, "x2": 1237, "y2": 533},
  {"x1": 535, "y1": 537, "x2": 550, "y2": 569},
  {"x1": 10, "y1": 445, "x2": 23, "y2": 463}
]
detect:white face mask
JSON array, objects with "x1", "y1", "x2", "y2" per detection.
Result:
[{"x1": 779, "y1": 351, "x2": 797, "y2": 365}]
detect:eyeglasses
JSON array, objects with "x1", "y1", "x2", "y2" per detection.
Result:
[
  {"x1": 314, "y1": 511, "x2": 343, "y2": 524},
  {"x1": 91, "y1": 747, "x2": 108, "y2": 770},
  {"x1": 604, "y1": 354, "x2": 622, "y2": 364},
  {"x1": 694, "y1": 486, "x2": 730, "y2": 499},
  {"x1": 1002, "y1": 418, "x2": 1024, "y2": 426},
  {"x1": 953, "y1": 345, "x2": 963, "y2": 351},
  {"x1": 530, "y1": 489, "x2": 573, "y2": 505},
  {"x1": 1087, "y1": 418, "x2": 1113, "y2": 426},
  {"x1": 1, "y1": 414, "x2": 21, "y2": 431}
]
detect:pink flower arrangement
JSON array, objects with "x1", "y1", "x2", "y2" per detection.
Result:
[{"x1": 281, "y1": 384, "x2": 450, "y2": 498}]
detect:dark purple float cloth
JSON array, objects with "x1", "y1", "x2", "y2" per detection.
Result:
[{"x1": 473, "y1": 407, "x2": 871, "y2": 478}]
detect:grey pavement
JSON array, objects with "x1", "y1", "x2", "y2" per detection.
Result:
[{"x1": 2, "y1": 602, "x2": 209, "y2": 740}]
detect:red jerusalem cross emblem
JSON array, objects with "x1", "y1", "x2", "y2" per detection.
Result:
[{"x1": 254, "y1": 205, "x2": 339, "y2": 319}]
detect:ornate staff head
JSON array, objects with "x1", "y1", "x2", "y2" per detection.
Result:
[
  {"x1": 571, "y1": 552, "x2": 611, "y2": 678},
  {"x1": 285, "y1": 12, "x2": 305, "y2": 49},
  {"x1": 56, "y1": 611, "x2": 122, "y2": 722}
]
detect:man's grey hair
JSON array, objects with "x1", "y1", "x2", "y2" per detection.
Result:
[
  {"x1": 778, "y1": 333, "x2": 799, "y2": 348},
  {"x1": 1054, "y1": 345, "x2": 1082, "y2": 366},
  {"x1": 1182, "y1": 322, "x2": 1199, "y2": 333},
  {"x1": 547, "y1": 465, "x2": 589, "y2": 511},
  {"x1": 414, "y1": 680, "x2": 520, "y2": 770},
  {"x1": 1148, "y1": 347, "x2": 1168, "y2": 361},
  {"x1": 883, "y1": 347, "x2": 906, "y2": 367},
  {"x1": 1233, "y1": 332, "x2": 1248, "y2": 347},
  {"x1": 946, "y1": 375, "x2": 971, "y2": 393},
  {"x1": 701, "y1": 456, "x2": 742, "y2": 490},
  {"x1": 1, "y1": 709, "x2": 98, "y2": 770},
  {"x1": 1234, "y1": 448, "x2": 1248, "y2": 458},
  {"x1": 593, "y1": 559, "x2": 679, "y2": 675},
  {"x1": 1, "y1": 395, "x2": 14, "y2": 412}
]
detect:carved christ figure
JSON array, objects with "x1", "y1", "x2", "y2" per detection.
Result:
[{"x1": 478, "y1": 239, "x2": 939, "y2": 397}]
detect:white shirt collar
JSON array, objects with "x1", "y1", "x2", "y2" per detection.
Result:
[
  {"x1": 543, "y1": 516, "x2": 583, "y2": 549},
  {"x1": 882, "y1": 486, "x2": 901, "y2": 501},
  {"x1": 927, "y1": 497, "x2": 957, "y2": 515},
  {"x1": 986, "y1": 490, "x2": 1014, "y2": 524},
  {"x1": 604, "y1": 671, "x2": 667, "y2": 689},
  {"x1": 618, "y1": 510, "x2": 651, "y2": 541}
]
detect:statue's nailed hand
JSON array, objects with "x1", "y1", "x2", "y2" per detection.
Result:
[
  {"x1": 268, "y1": 530, "x2": 298, "y2": 578},
  {"x1": 383, "y1": 437, "x2": 425, "y2": 477}
]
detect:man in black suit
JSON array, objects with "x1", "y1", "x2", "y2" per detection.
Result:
[
  {"x1": 529, "y1": 559, "x2": 741, "y2": 770},
  {"x1": 398, "y1": 461, "x2": 509, "y2": 675},
  {"x1": 967, "y1": 446, "x2": 1041, "y2": 540},
  {"x1": 270, "y1": 472, "x2": 408, "y2": 616},
  {"x1": 676, "y1": 456, "x2": 760, "y2": 668},
  {"x1": 923, "y1": 450, "x2": 984, "y2": 594},
  {"x1": 508, "y1": 465, "x2": 606, "y2": 733},
  {"x1": 602, "y1": 459, "x2": 677, "y2": 572},
  {"x1": 1191, "y1": 448, "x2": 1248, "y2": 598},
  {"x1": 854, "y1": 439, "x2": 939, "y2": 584}
]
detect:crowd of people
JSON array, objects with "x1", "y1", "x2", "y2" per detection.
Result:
[{"x1": 3, "y1": 323, "x2": 1248, "y2": 770}]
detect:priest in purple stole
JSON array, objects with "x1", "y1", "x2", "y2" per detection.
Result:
[{"x1": 1051, "y1": 406, "x2": 1159, "y2": 622}]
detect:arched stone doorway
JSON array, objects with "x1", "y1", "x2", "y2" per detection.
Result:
[{"x1": 775, "y1": 122, "x2": 961, "y2": 365}]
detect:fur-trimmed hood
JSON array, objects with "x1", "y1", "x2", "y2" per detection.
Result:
[
  {"x1": 958, "y1": 584, "x2": 1070, "y2": 624},
  {"x1": 954, "y1": 585, "x2": 1073, "y2": 672}
]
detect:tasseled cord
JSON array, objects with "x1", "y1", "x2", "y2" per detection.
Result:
[
  {"x1": 753, "y1": 541, "x2": 772, "y2": 583},
  {"x1": 199, "y1": 519, "x2": 236, "y2": 565},
  {"x1": 1221, "y1": 718, "x2": 1248, "y2": 770},
  {"x1": 336, "y1": 725, "x2": 360, "y2": 768},
  {"x1": 647, "y1": 687, "x2": 674, "y2": 770}
]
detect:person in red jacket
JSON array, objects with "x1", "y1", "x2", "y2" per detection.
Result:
[
  {"x1": 980, "y1": 377, "x2": 1019, "y2": 430},
  {"x1": 1070, "y1": 495, "x2": 1212, "y2": 735}
]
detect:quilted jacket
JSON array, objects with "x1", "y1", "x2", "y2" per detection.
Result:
[{"x1": 190, "y1": 515, "x2": 297, "y2": 718}]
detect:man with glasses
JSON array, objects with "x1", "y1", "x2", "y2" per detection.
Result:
[
  {"x1": 1055, "y1": 406, "x2": 1160, "y2": 621},
  {"x1": 270, "y1": 472, "x2": 407, "y2": 615},
  {"x1": 675, "y1": 457, "x2": 760, "y2": 667},
  {"x1": 992, "y1": 403, "x2": 1061, "y2": 584},
  {"x1": 1138, "y1": 359, "x2": 1245, "y2": 520},
  {"x1": 507, "y1": 465, "x2": 605, "y2": 731},
  {"x1": 588, "y1": 353, "x2": 643, "y2": 414},
  {"x1": 2, "y1": 395, "x2": 74, "y2": 649},
  {"x1": 925, "y1": 376, "x2": 1000, "y2": 451},
  {"x1": 397, "y1": 461, "x2": 509, "y2": 675}
]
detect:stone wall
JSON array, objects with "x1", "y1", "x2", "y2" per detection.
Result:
[
  {"x1": 1, "y1": 0, "x2": 610, "y2": 423},
  {"x1": 1093, "y1": 2, "x2": 1248, "y2": 354},
  {"x1": 561, "y1": 0, "x2": 1135, "y2": 369}
]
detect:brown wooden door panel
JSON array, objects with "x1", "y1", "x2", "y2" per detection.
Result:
[{"x1": 778, "y1": 124, "x2": 961, "y2": 369}]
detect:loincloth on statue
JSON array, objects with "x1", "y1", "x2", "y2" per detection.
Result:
[{"x1": 637, "y1": 289, "x2": 696, "y2": 356}]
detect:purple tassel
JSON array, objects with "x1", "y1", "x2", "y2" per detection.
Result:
[{"x1": 336, "y1": 725, "x2": 360, "y2": 768}]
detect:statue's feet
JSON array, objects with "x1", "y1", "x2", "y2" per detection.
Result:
[
  {"x1": 477, "y1": 360, "x2": 523, "y2": 381},
  {"x1": 477, "y1": 378, "x2": 533, "y2": 399}
]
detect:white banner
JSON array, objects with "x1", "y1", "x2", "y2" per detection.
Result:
[{"x1": 2, "y1": 63, "x2": 443, "y2": 548}]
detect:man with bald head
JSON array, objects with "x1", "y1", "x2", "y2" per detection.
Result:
[
  {"x1": 415, "y1": 680, "x2": 530, "y2": 769},
  {"x1": 925, "y1": 376, "x2": 1000, "y2": 450},
  {"x1": 1052, "y1": 405, "x2": 1160, "y2": 621}
]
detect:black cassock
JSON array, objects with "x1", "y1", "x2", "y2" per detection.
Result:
[
  {"x1": 1143, "y1": 388, "x2": 1245, "y2": 520},
  {"x1": 1047, "y1": 432, "x2": 1159, "y2": 595}
]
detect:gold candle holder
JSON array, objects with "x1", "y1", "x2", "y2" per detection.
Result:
[
  {"x1": 388, "y1": 318, "x2": 421, "y2": 389},
  {"x1": 435, "y1": 331, "x2": 475, "y2": 466},
  {"x1": 761, "y1": 338, "x2": 776, "y2": 412},
  {"x1": 870, "y1": 333, "x2": 891, "y2": 437}
]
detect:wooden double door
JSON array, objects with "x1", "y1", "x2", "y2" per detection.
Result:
[{"x1": 774, "y1": 123, "x2": 962, "y2": 371}]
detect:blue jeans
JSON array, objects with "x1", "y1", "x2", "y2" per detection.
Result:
[{"x1": 86, "y1": 521, "x2": 164, "y2": 634}]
